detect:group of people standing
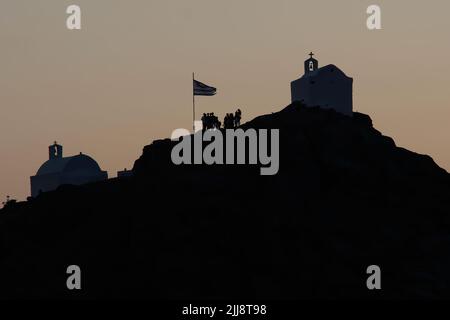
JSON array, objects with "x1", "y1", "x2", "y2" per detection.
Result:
[
  {"x1": 224, "y1": 109, "x2": 242, "y2": 129},
  {"x1": 201, "y1": 113, "x2": 221, "y2": 130},
  {"x1": 201, "y1": 109, "x2": 242, "y2": 130}
]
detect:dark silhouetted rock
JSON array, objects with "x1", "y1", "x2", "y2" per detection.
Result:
[{"x1": 1, "y1": 103, "x2": 449, "y2": 299}]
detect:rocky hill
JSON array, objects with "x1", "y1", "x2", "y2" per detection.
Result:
[{"x1": 1, "y1": 102, "x2": 450, "y2": 299}]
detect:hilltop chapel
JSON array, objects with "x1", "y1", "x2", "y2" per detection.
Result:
[
  {"x1": 30, "y1": 142, "x2": 108, "y2": 198},
  {"x1": 291, "y1": 52, "x2": 353, "y2": 116}
]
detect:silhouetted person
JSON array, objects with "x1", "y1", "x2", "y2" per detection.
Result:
[
  {"x1": 206, "y1": 113, "x2": 212, "y2": 129},
  {"x1": 201, "y1": 113, "x2": 207, "y2": 130},
  {"x1": 234, "y1": 109, "x2": 242, "y2": 128},
  {"x1": 224, "y1": 113, "x2": 235, "y2": 129},
  {"x1": 216, "y1": 117, "x2": 220, "y2": 129},
  {"x1": 223, "y1": 114, "x2": 228, "y2": 129}
]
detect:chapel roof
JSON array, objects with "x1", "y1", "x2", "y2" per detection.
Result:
[
  {"x1": 302, "y1": 64, "x2": 351, "y2": 79},
  {"x1": 36, "y1": 154, "x2": 102, "y2": 176}
]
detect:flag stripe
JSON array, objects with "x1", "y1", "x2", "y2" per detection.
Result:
[
  {"x1": 194, "y1": 87, "x2": 216, "y2": 93},
  {"x1": 195, "y1": 92, "x2": 216, "y2": 96}
]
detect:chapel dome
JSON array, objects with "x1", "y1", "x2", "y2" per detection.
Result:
[{"x1": 36, "y1": 154, "x2": 102, "y2": 176}]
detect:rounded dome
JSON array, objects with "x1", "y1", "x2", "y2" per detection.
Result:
[{"x1": 36, "y1": 154, "x2": 102, "y2": 176}]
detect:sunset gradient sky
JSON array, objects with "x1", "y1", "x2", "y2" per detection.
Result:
[{"x1": 1, "y1": 0, "x2": 449, "y2": 201}]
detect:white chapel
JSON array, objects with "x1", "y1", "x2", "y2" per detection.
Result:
[{"x1": 291, "y1": 52, "x2": 353, "y2": 116}]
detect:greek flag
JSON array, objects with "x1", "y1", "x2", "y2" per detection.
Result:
[{"x1": 193, "y1": 79, "x2": 217, "y2": 96}]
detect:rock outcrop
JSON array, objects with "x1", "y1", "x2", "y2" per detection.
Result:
[{"x1": 1, "y1": 102, "x2": 449, "y2": 299}]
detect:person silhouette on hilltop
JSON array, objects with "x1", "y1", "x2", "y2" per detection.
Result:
[
  {"x1": 224, "y1": 113, "x2": 235, "y2": 129},
  {"x1": 201, "y1": 113, "x2": 207, "y2": 130},
  {"x1": 234, "y1": 109, "x2": 242, "y2": 128}
]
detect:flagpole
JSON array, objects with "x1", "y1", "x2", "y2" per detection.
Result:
[{"x1": 192, "y1": 72, "x2": 195, "y2": 132}]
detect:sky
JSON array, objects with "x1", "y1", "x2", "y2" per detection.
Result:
[{"x1": 1, "y1": 0, "x2": 450, "y2": 201}]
